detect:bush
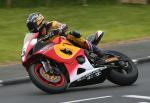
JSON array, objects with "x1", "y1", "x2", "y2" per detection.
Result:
[{"x1": 0, "y1": 0, "x2": 118, "y2": 8}]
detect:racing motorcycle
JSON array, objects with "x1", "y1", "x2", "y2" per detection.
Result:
[{"x1": 21, "y1": 32, "x2": 138, "y2": 93}]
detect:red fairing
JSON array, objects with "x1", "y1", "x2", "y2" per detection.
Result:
[
  {"x1": 64, "y1": 49, "x2": 85, "y2": 75},
  {"x1": 52, "y1": 36, "x2": 66, "y2": 44},
  {"x1": 35, "y1": 43, "x2": 85, "y2": 75},
  {"x1": 26, "y1": 36, "x2": 85, "y2": 75},
  {"x1": 46, "y1": 48, "x2": 84, "y2": 75}
]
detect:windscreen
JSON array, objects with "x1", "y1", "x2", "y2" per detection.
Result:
[
  {"x1": 21, "y1": 33, "x2": 38, "y2": 61},
  {"x1": 23, "y1": 33, "x2": 35, "y2": 45}
]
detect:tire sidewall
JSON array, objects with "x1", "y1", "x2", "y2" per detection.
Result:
[
  {"x1": 28, "y1": 63, "x2": 68, "y2": 93},
  {"x1": 105, "y1": 50, "x2": 138, "y2": 86}
]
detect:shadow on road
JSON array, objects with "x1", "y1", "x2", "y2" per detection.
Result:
[{"x1": 29, "y1": 83, "x2": 139, "y2": 96}]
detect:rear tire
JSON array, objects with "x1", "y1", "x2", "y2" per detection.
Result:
[
  {"x1": 106, "y1": 50, "x2": 138, "y2": 86},
  {"x1": 28, "y1": 63, "x2": 68, "y2": 94}
]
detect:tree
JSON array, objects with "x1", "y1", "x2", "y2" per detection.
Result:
[
  {"x1": 82, "y1": 0, "x2": 88, "y2": 6},
  {"x1": 6, "y1": 0, "x2": 12, "y2": 8},
  {"x1": 45, "y1": 0, "x2": 51, "y2": 6}
]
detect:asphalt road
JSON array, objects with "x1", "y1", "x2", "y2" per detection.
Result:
[
  {"x1": 0, "y1": 39, "x2": 150, "y2": 80},
  {"x1": 0, "y1": 63, "x2": 150, "y2": 103},
  {"x1": 0, "y1": 39, "x2": 150, "y2": 103}
]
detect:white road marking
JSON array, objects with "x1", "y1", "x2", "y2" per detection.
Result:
[
  {"x1": 61, "y1": 96, "x2": 112, "y2": 103},
  {"x1": 132, "y1": 59, "x2": 138, "y2": 63},
  {"x1": 139, "y1": 102, "x2": 149, "y2": 103},
  {"x1": 123, "y1": 95, "x2": 150, "y2": 100},
  {"x1": 26, "y1": 76, "x2": 29, "y2": 78},
  {"x1": 0, "y1": 80, "x2": 3, "y2": 83},
  {"x1": 0, "y1": 80, "x2": 3, "y2": 86}
]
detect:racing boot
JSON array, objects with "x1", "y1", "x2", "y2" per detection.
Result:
[
  {"x1": 92, "y1": 45, "x2": 106, "y2": 65},
  {"x1": 87, "y1": 30, "x2": 104, "y2": 46},
  {"x1": 92, "y1": 45, "x2": 118, "y2": 65}
]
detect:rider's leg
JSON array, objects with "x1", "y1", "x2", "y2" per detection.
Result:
[
  {"x1": 91, "y1": 44, "x2": 105, "y2": 57},
  {"x1": 66, "y1": 31, "x2": 117, "y2": 64},
  {"x1": 66, "y1": 30, "x2": 105, "y2": 57}
]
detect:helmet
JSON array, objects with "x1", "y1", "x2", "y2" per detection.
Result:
[{"x1": 26, "y1": 13, "x2": 45, "y2": 33}]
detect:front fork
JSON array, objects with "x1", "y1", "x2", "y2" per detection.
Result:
[{"x1": 41, "y1": 59, "x2": 53, "y2": 74}]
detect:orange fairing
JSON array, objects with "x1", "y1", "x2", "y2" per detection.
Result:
[{"x1": 54, "y1": 39, "x2": 80, "y2": 59}]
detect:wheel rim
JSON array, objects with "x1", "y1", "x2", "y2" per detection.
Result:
[
  {"x1": 106, "y1": 53, "x2": 133, "y2": 75},
  {"x1": 34, "y1": 64, "x2": 65, "y2": 87},
  {"x1": 114, "y1": 59, "x2": 133, "y2": 75}
]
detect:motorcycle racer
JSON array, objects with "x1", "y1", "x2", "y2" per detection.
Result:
[
  {"x1": 26, "y1": 13, "x2": 105, "y2": 61},
  {"x1": 21, "y1": 13, "x2": 138, "y2": 93}
]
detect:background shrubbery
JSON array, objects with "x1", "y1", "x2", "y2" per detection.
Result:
[{"x1": 0, "y1": 0, "x2": 118, "y2": 8}]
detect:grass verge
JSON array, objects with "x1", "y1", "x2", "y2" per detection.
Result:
[{"x1": 0, "y1": 4, "x2": 150, "y2": 63}]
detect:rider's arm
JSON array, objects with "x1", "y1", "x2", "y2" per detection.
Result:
[{"x1": 49, "y1": 21, "x2": 68, "y2": 34}]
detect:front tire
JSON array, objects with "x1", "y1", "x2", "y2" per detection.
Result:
[
  {"x1": 106, "y1": 50, "x2": 138, "y2": 86},
  {"x1": 28, "y1": 63, "x2": 68, "y2": 93}
]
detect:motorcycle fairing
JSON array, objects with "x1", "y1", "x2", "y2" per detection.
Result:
[
  {"x1": 22, "y1": 33, "x2": 39, "y2": 62},
  {"x1": 22, "y1": 34, "x2": 107, "y2": 84},
  {"x1": 54, "y1": 40, "x2": 80, "y2": 59},
  {"x1": 35, "y1": 37, "x2": 106, "y2": 83}
]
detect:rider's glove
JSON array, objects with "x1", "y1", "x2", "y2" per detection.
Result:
[
  {"x1": 61, "y1": 24, "x2": 68, "y2": 33},
  {"x1": 51, "y1": 29, "x2": 62, "y2": 35}
]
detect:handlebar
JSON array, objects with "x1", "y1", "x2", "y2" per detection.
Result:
[
  {"x1": 38, "y1": 29, "x2": 63, "y2": 42},
  {"x1": 38, "y1": 32, "x2": 53, "y2": 42}
]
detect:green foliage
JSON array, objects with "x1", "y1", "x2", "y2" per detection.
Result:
[
  {"x1": 88, "y1": 0, "x2": 118, "y2": 5},
  {"x1": 0, "y1": 0, "x2": 118, "y2": 7}
]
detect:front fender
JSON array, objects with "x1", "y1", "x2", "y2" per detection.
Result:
[{"x1": 23, "y1": 54, "x2": 45, "y2": 71}]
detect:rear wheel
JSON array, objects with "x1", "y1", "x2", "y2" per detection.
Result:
[
  {"x1": 105, "y1": 50, "x2": 138, "y2": 86},
  {"x1": 28, "y1": 62, "x2": 68, "y2": 93}
]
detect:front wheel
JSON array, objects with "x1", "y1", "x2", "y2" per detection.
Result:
[
  {"x1": 28, "y1": 62, "x2": 68, "y2": 93},
  {"x1": 105, "y1": 50, "x2": 138, "y2": 86}
]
